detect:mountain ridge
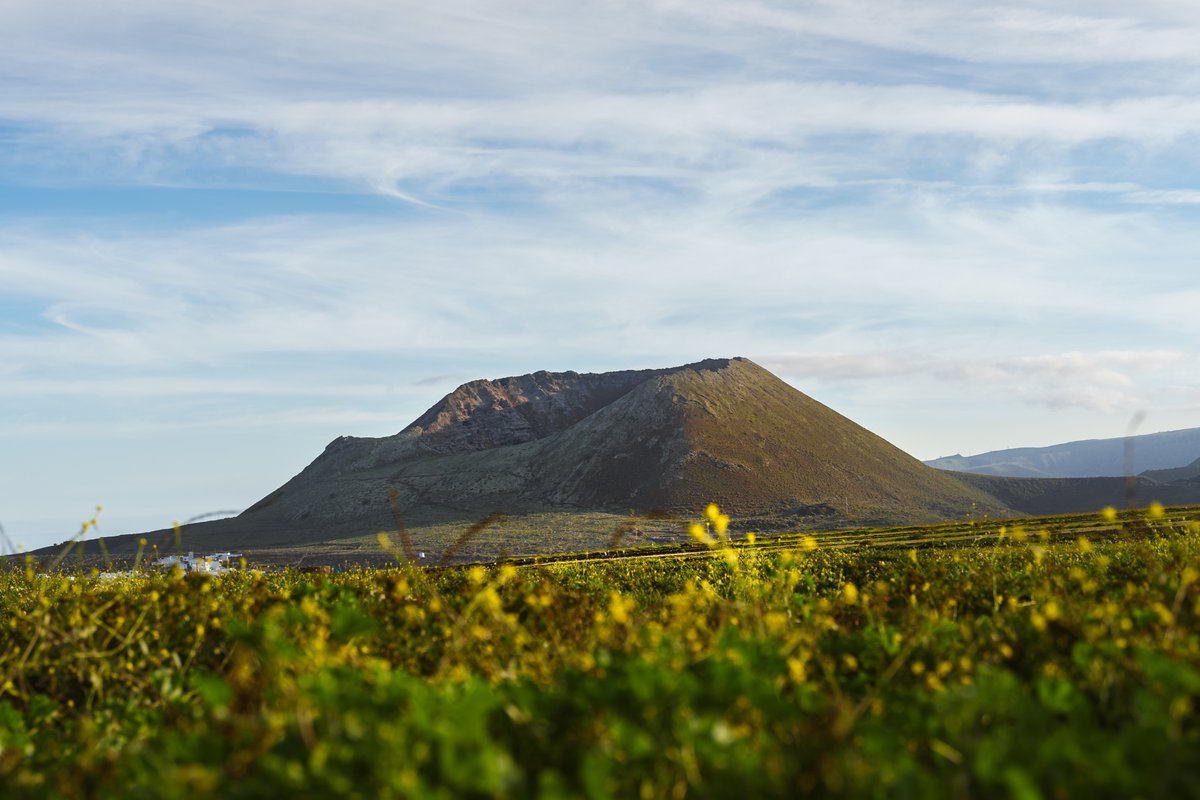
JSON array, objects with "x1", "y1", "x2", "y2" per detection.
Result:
[
  {"x1": 1142, "y1": 456, "x2": 1200, "y2": 484},
  {"x1": 925, "y1": 426, "x2": 1200, "y2": 478}
]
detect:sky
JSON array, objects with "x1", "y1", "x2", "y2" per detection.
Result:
[{"x1": 3, "y1": 0, "x2": 1200, "y2": 551}]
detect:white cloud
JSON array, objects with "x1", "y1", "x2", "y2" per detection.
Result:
[
  {"x1": 1000, "y1": 350, "x2": 1184, "y2": 377},
  {"x1": 0, "y1": 376, "x2": 409, "y2": 399},
  {"x1": 0, "y1": 408, "x2": 408, "y2": 439},
  {"x1": 758, "y1": 352, "x2": 930, "y2": 381},
  {"x1": 4, "y1": 1, "x2": 1200, "y2": 210},
  {"x1": 7, "y1": 88, "x2": 1200, "y2": 204},
  {"x1": 3, "y1": 198, "x2": 1199, "y2": 381},
  {"x1": 939, "y1": 350, "x2": 1190, "y2": 412},
  {"x1": 1014, "y1": 384, "x2": 1139, "y2": 412}
]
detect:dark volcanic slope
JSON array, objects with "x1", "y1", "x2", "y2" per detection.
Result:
[
  {"x1": 248, "y1": 363, "x2": 686, "y2": 496},
  {"x1": 236, "y1": 357, "x2": 1009, "y2": 534}
]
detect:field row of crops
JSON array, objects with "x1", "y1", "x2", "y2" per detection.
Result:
[
  {"x1": 2, "y1": 506, "x2": 1199, "y2": 798},
  {"x1": 503, "y1": 503, "x2": 1188, "y2": 567}
]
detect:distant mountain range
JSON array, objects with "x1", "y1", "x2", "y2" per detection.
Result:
[
  {"x1": 924, "y1": 427, "x2": 1200, "y2": 478},
  {"x1": 29, "y1": 358, "x2": 1200, "y2": 563}
]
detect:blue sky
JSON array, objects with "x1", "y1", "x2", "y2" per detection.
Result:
[{"x1": 4, "y1": 0, "x2": 1200, "y2": 550}]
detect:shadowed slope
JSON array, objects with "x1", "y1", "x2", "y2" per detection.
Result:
[
  {"x1": 951, "y1": 472, "x2": 1200, "y2": 516},
  {"x1": 242, "y1": 362, "x2": 716, "y2": 512}
]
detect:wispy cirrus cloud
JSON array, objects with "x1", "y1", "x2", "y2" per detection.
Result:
[
  {"x1": 4, "y1": 1, "x2": 1200, "y2": 212},
  {"x1": 939, "y1": 350, "x2": 1189, "y2": 412},
  {"x1": 1124, "y1": 190, "x2": 1200, "y2": 205},
  {"x1": 3, "y1": 200, "x2": 1198, "y2": 379}
]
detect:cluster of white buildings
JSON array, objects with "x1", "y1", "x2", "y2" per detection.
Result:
[{"x1": 154, "y1": 551, "x2": 242, "y2": 575}]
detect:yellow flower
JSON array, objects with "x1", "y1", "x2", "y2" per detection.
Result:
[
  {"x1": 608, "y1": 592, "x2": 635, "y2": 625},
  {"x1": 1148, "y1": 501, "x2": 1165, "y2": 519},
  {"x1": 478, "y1": 587, "x2": 502, "y2": 615},
  {"x1": 1101, "y1": 506, "x2": 1118, "y2": 523},
  {"x1": 842, "y1": 582, "x2": 859, "y2": 605},
  {"x1": 689, "y1": 522, "x2": 714, "y2": 546}
]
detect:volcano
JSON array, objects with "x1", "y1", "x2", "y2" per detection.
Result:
[
  {"x1": 41, "y1": 357, "x2": 1019, "y2": 563},
  {"x1": 232, "y1": 357, "x2": 1007, "y2": 533}
]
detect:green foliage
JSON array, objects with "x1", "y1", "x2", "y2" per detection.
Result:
[{"x1": 2, "y1": 508, "x2": 1199, "y2": 797}]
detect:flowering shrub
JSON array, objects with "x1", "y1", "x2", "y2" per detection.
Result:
[{"x1": 2, "y1": 506, "x2": 1198, "y2": 797}]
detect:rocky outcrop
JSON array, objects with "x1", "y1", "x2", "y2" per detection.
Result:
[{"x1": 397, "y1": 363, "x2": 725, "y2": 455}]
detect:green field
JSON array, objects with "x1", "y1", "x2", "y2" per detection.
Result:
[{"x1": 3, "y1": 505, "x2": 1199, "y2": 798}]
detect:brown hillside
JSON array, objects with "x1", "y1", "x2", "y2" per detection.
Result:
[{"x1": 527, "y1": 359, "x2": 1009, "y2": 524}]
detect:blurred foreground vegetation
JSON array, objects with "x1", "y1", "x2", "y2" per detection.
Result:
[{"x1": 2, "y1": 506, "x2": 1199, "y2": 798}]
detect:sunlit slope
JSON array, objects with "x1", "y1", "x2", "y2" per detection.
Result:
[{"x1": 527, "y1": 358, "x2": 1010, "y2": 523}]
